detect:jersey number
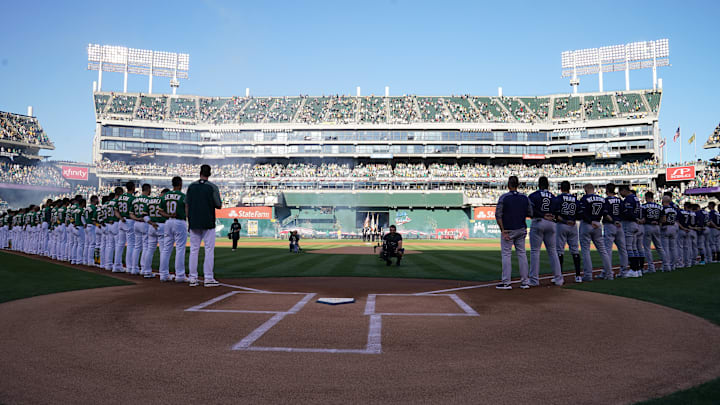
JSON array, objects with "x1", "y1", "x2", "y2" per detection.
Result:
[
  {"x1": 167, "y1": 201, "x2": 177, "y2": 215},
  {"x1": 541, "y1": 198, "x2": 550, "y2": 212},
  {"x1": 591, "y1": 203, "x2": 603, "y2": 216}
]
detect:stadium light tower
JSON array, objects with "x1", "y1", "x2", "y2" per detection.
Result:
[
  {"x1": 87, "y1": 44, "x2": 190, "y2": 95},
  {"x1": 561, "y1": 39, "x2": 669, "y2": 93}
]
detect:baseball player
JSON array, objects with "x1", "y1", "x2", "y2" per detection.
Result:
[
  {"x1": 144, "y1": 188, "x2": 169, "y2": 280},
  {"x1": 130, "y1": 184, "x2": 153, "y2": 277},
  {"x1": 602, "y1": 183, "x2": 628, "y2": 277},
  {"x1": 708, "y1": 201, "x2": 720, "y2": 263},
  {"x1": 41, "y1": 199, "x2": 52, "y2": 256},
  {"x1": 528, "y1": 176, "x2": 563, "y2": 286},
  {"x1": 495, "y1": 175, "x2": 531, "y2": 290},
  {"x1": 640, "y1": 191, "x2": 665, "y2": 273},
  {"x1": 578, "y1": 184, "x2": 613, "y2": 281},
  {"x1": 660, "y1": 196, "x2": 679, "y2": 271},
  {"x1": 107, "y1": 189, "x2": 121, "y2": 272},
  {"x1": 618, "y1": 185, "x2": 642, "y2": 277},
  {"x1": 96, "y1": 196, "x2": 107, "y2": 267},
  {"x1": 83, "y1": 196, "x2": 99, "y2": 266},
  {"x1": 114, "y1": 183, "x2": 136, "y2": 273},
  {"x1": 553, "y1": 180, "x2": 582, "y2": 283},
  {"x1": 693, "y1": 204, "x2": 708, "y2": 265},
  {"x1": 186, "y1": 165, "x2": 222, "y2": 287},
  {"x1": 160, "y1": 176, "x2": 189, "y2": 283},
  {"x1": 74, "y1": 198, "x2": 87, "y2": 265},
  {"x1": 680, "y1": 202, "x2": 697, "y2": 267},
  {"x1": 699, "y1": 204, "x2": 715, "y2": 264}
]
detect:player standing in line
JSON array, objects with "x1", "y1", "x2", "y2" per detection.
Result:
[
  {"x1": 660, "y1": 196, "x2": 679, "y2": 271},
  {"x1": 83, "y1": 196, "x2": 99, "y2": 266},
  {"x1": 528, "y1": 176, "x2": 563, "y2": 286},
  {"x1": 186, "y1": 164, "x2": 222, "y2": 287},
  {"x1": 73, "y1": 198, "x2": 86, "y2": 265},
  {"x1": 699, "y1": 204, "x2": 715, "y2": 264},
  {"x1": 640, "y1": 192, "x2": 665, "y2": 273},
  {"x1": 144, "y1": 188, "x2": 169, "y2": 280},
  {"x1": 618, "y1": 185, "x2": 642, "y2": 277},
  {"x1": 114, "y1": 183, "x2": 136, "y2": 273},
  {"x1": 676, "y1": 202, "x2": 693, "y2": 268},
  {"x1": 578, "y1": 184, "x2": 613, "y2": 281},
  {"x1": 553, "y1": 180, "x2": 582, "y2": 283},
  {"x1": 160, "y1": 176, "x2": 188, "y2": 283},
  {"x1": 41, "y1": 199, "x2": 52, "y2": 256},
  {"x1": 57, "y1": 200, "x2": 68, "y2": 261},
  {"x1": 602, "y1": 183, "x2": 628, "y2": 277},
  {"x1": 107, "y1": 189, "x2": 122, "y2": 271},
  {"x1": 96, "y1": 196, "x2": 107, "y2": 267},
  {"x1": 708, "y1": 201, "x2": 720, "y2": 263},
  {"x1": 495, "y1": 175, "x2": 531, "y2": 290},
  {"x1": 693, "y1": 204, "x2": 708, "y2": 265},
  {"x1": 130, "y1": 184, "x2": 152, "y2": 277}
]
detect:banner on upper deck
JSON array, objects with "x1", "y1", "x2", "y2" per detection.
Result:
[{"x1": 666, "y1": 166, "x2": 695, "y2": 181}]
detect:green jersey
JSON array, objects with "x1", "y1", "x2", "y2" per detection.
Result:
[
  {"x1": 132, "y1": 195, "x2": 149, "y2": 218},
  {"x1": 116, "y1": 193, "x2": 135, "y2": 218},
  {"x1": 43, "y1": 206, "x2": 51, "y2": 223},
  {"x1": 105, "y1": 199, "x2": 118, "y2": 223},
  {"x1": 34, "y1": 211, "x2": 41, "y2": 226},
  {"x1": 96, "y1": 203, "x2": 106, "y2": 224},
  {"x1": 160, "y1": 190, "x2": 186, "y2": 220},
  {"x1": 24, "y1": 213, "x2": 31, "y2": 226},
  {"x1": 146, "y1": 196, "x2": 165, "y2": 223}
]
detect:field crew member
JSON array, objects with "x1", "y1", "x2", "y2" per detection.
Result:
[
  {"x1": 528, "y1": 176, "x2": 563, "y2": 286},
  {"x1": 495, "y1": 175, "x2": 531, "y2": 290},
  {"x1": 160, "y1": 176, "x2": 189, "y2": 283},
  {"x1": 602, "y1": 183, "x2": 628, "y2": 277},
  {"x1": 578, "y1": 184, "x2": 613, "y2": 281},
  {"x1": 553, "y1": 180, "x2": 582, "y2": 283},
  {"x1": 640, "y1": 191, "x2": 665, "y2": 273},
  {"x1": 708, "y1": 201, "x2": 720, "y2": 262},
  {"x1": 114, "y1": 183, "x2": 136, "y2": 273},
  {"x1": 618, "y1": 185, "x2": 642, "y2": 277},
  {"x1": 660, "y1": 196, "x2": 679, "y2": 271},
  {"x1": 130, "y1": 184, "x2": 152, "y2": 277},
  {"x1": 186, "y1": 165, "x2": 222, "y2": 287},
  {"x1": 145, "y1": 188, "x2": 170, "y2": 280}
]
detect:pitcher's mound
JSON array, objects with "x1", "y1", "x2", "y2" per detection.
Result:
[{"x1": 309, "y1": 246, "x2": 422, "y2": 255}]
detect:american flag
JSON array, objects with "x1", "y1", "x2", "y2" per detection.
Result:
[
  {"x1": 673, "y1": 127, "x2": 680, "y2": 142},
  {"x1": 659, "y1": 138, "x2": 666, "y2": 148}
]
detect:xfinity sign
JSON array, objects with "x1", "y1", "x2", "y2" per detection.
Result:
[
  {"x1": 666, "y1": 166, "x2": 695, "y2": 181},
  {"x1": 61, "y1": 166, "x2": 89, "y2": 181}
]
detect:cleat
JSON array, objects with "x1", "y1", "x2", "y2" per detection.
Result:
[
  {"x1": 189, "y1": 279, "x2": 199, "y2": 287},
  {"x1": 495, "y1": 284, "x2": 512, "y2": 290},
  {"x1": 143, "y1": 273, "x2": 156, "y2": 279},
  {"x1": 204, "y1": 279, "x2": 221, "y2": 288},
  {"x1": 574, "y1": 276, "x2": 583, "y2": 283},
  {"x1": 519, "y1": 284, "x2": 530, "y2": 289}
]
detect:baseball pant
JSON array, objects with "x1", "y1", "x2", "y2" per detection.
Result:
[
  {"x1": 107, "y1": 222, "x2": 119, "y2": 271},
  {"x1": 702, "y1": 228, "x2": 714, "y2": 263},
  {"x1": 529, "y1": 218, "x2": 563, "y2": 286},
  {"x1": 143, "y1": 223, "x2": 165, "y2": 276},
  {"x1": 132, "y1": 221, "x2": 148, "y2": 275},
  {"x1": 643, "y1": 224, "x2": 664, "y2": 272},
  {"x1": 556, "y1": 222, "x2": 579, "y2": 255},
  {"x1": 84, "y1": 225, "x2": 96, "y2": 266},
  {"x1": 696, "y1": 230, "x2": 705, "y2": 263},
  {"x1": 189, "y1": 228, "x2": 216, "y2": 283},
  {"x1": 621, "y1": 220, "x2": 640, "y2": 267},
  {"x1": 603, "y1": 222, "x2": 628, "y2": 272},
  {"x1": 687, "y1": 230, "x2": 698, "y2": 266},
  {"x1": 165, "y1": 218, "x2": 188, "y2": 279},
  {"x1": 58, "y1": 225, "x2": 67, "y2": 261},
  {"x1": 677, "y1": 230, "x2": 690, "y2": 267},
  {"x1": 712, "y1": 228, "x2": 720, "y2": 260},
  {"x1": 75, "y1": 226, "x2": 85, "y2": 264},
  {"x1": 500, "y1": 228, "x2": 529, "y2": 286},
  {"x1": 125, "y1": 219, "x2": 136, "y2": 272},
  {"x1": 580, "y1": 222, "x2": 612, "y2": 280},
  {"x1": 661, "y1": 225, "x2": 678, "y2": 271}
]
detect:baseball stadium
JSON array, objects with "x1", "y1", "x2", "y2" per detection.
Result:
[{"x1": 2, "y1": 3, "x2": 720, "y2": 404}]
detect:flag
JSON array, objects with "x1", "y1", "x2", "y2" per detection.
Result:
[
  {"x1": 688, "y1": 133, "x2": 695, "y2": 144},
  {"x1": 659, "y1": 138, "x2": 666, "y2": 149},
  {"x1": 673, "y1": 127, "x2": 680, "y2": 142},
  {"x1": 363, "y1": 212, "x2": 370, "y2": 228}
]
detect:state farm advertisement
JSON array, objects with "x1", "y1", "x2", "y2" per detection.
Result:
[
  {"x1": 61, "y1": 165, "x2": 88, "y2": 181},
  {"x1": 666, "y1": 166, "x2": 695, "y2": 181},
  {"x1": 473, "y1": 206, "x2": 496, "y2": 220},
  {"x1": 216, "y1": 206, "x2": 272, "y2": 220}
]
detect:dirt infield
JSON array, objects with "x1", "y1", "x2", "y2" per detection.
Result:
[
  {"x1": 308, "y1": 245, "x2": 422, "y2": 255},
  {"x1": 1, "y1": 265, "x2": 720, "y2": 404}
]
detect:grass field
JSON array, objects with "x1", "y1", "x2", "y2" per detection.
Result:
[
  {"x1": 0, "y1": 240, "x2": 716, "y2": 404},
  {"x1": 151, "y1": 238, "x2": 660, "y2": 281},
  {"x1": 0, "y1": 251, "x2": 131, "y2": 303}
]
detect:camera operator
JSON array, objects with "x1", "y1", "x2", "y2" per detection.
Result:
[{"x1": 381, "y1": 225, "x2": 404, "y2": 266}]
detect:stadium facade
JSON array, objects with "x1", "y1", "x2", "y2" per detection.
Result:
[{"x1": 92, "y1": 89, "x2": 666, "y2": 238}]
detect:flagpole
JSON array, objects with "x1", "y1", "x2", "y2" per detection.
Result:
[{"x1": 694, "y1": 133, "x2": 697, "y2": 161}]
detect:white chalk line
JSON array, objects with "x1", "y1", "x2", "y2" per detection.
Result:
[{"x1": 414, "y1": 261, "x2": 663, "y2": 295}]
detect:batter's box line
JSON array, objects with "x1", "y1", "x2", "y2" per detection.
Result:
[{"x1": 364, "y1": 294, "x2": 480, "y2": 317}]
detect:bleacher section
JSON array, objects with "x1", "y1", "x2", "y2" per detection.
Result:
[
  {"x1": 553, "y1": 96, "x2": 581, "y2": 120},
  {"x1": 704, "y1": 122, "x2": 720, "y2": 149},
  {"x1": 93, "y1": 90, "x2": 662, "y2": 125},
  {"x1": 583, "y1": 95, "x2": 615, "y2": 120},
  {"x1": 0, "y1": 111, "x2": 53, "y2": 148}
]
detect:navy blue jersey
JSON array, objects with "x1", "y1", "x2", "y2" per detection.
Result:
[
  {"x1": 552, "y1": 193, "x2": 578, "y2": 222},
  {"x1": 662, "y1": 206, "x2": 678, "y2": 225},
  {"x1": 528, "y1": 190, "x2": 555, "y2": 219},
  {"x1": 621, "y1": 194, "x2": 641, "y2": 221},
  {"x1": 495, "y1": 191, "x2": 530, "y2": 231},
  {"x1": 603, "y1": 195, "x2": 623, "y2": 222},
  {"x1": 679, "y1": 210, "x2": 696, "y2": 227},
  {"x1": 696, "y1": 210, "x2": 707, "y2": 227},
  {"x1": 579, "y1": 194, "x2": 606, "y2": 223},
  {"x1": 709, "y1": 209, "x2": 720, "y2": 226},
  {"x1": 642, "y1": 202, "x2": 663, "y2": 225}
]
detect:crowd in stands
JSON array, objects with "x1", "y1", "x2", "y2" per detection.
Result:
[
  {"x1": 0, "y1": 111, "x2": 52, "y2": 146},
  {"x1": 688, "y1": 165, "x2": 720, "y2": 188},
  {"x1": 705, "y1": 122, "x2": 720, "y2": 147},
  {"x1": 0, "y1": 161, "x2": 69, "y2": 187},
  {"x1": 96, "y1": 159, "x2": 661, "y2": 180}
]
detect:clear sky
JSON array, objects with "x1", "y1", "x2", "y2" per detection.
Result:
[{"x1": 0, "y1": 0, "x2": 718, "y2": 163}]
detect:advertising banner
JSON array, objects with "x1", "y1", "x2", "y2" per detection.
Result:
[
  {"x1": 216, "y1": 206, "x2": 273, "y2": 220},
  {"x1": 665, "y1": 166, "x2": 695, "y2": 181},
  {"x1": 473, "y1": 206, "x2": 496, "y2": 220},
  {"x1": 247, "y1": 220, "x2": 258, "y2": 236},
  {"x1": 61, "y1": 166, "x2": 89, "y2": 181},
  {"x1": 435, "y1": 228, "x2": 469, "y2": 239},
  {"x1": 522, "y1": 154, "x2": 546, "y2": 160}
]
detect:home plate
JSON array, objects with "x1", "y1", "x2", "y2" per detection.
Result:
[{"x1": 317, "y1": 298, "x2": 355, "y2": 305}]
